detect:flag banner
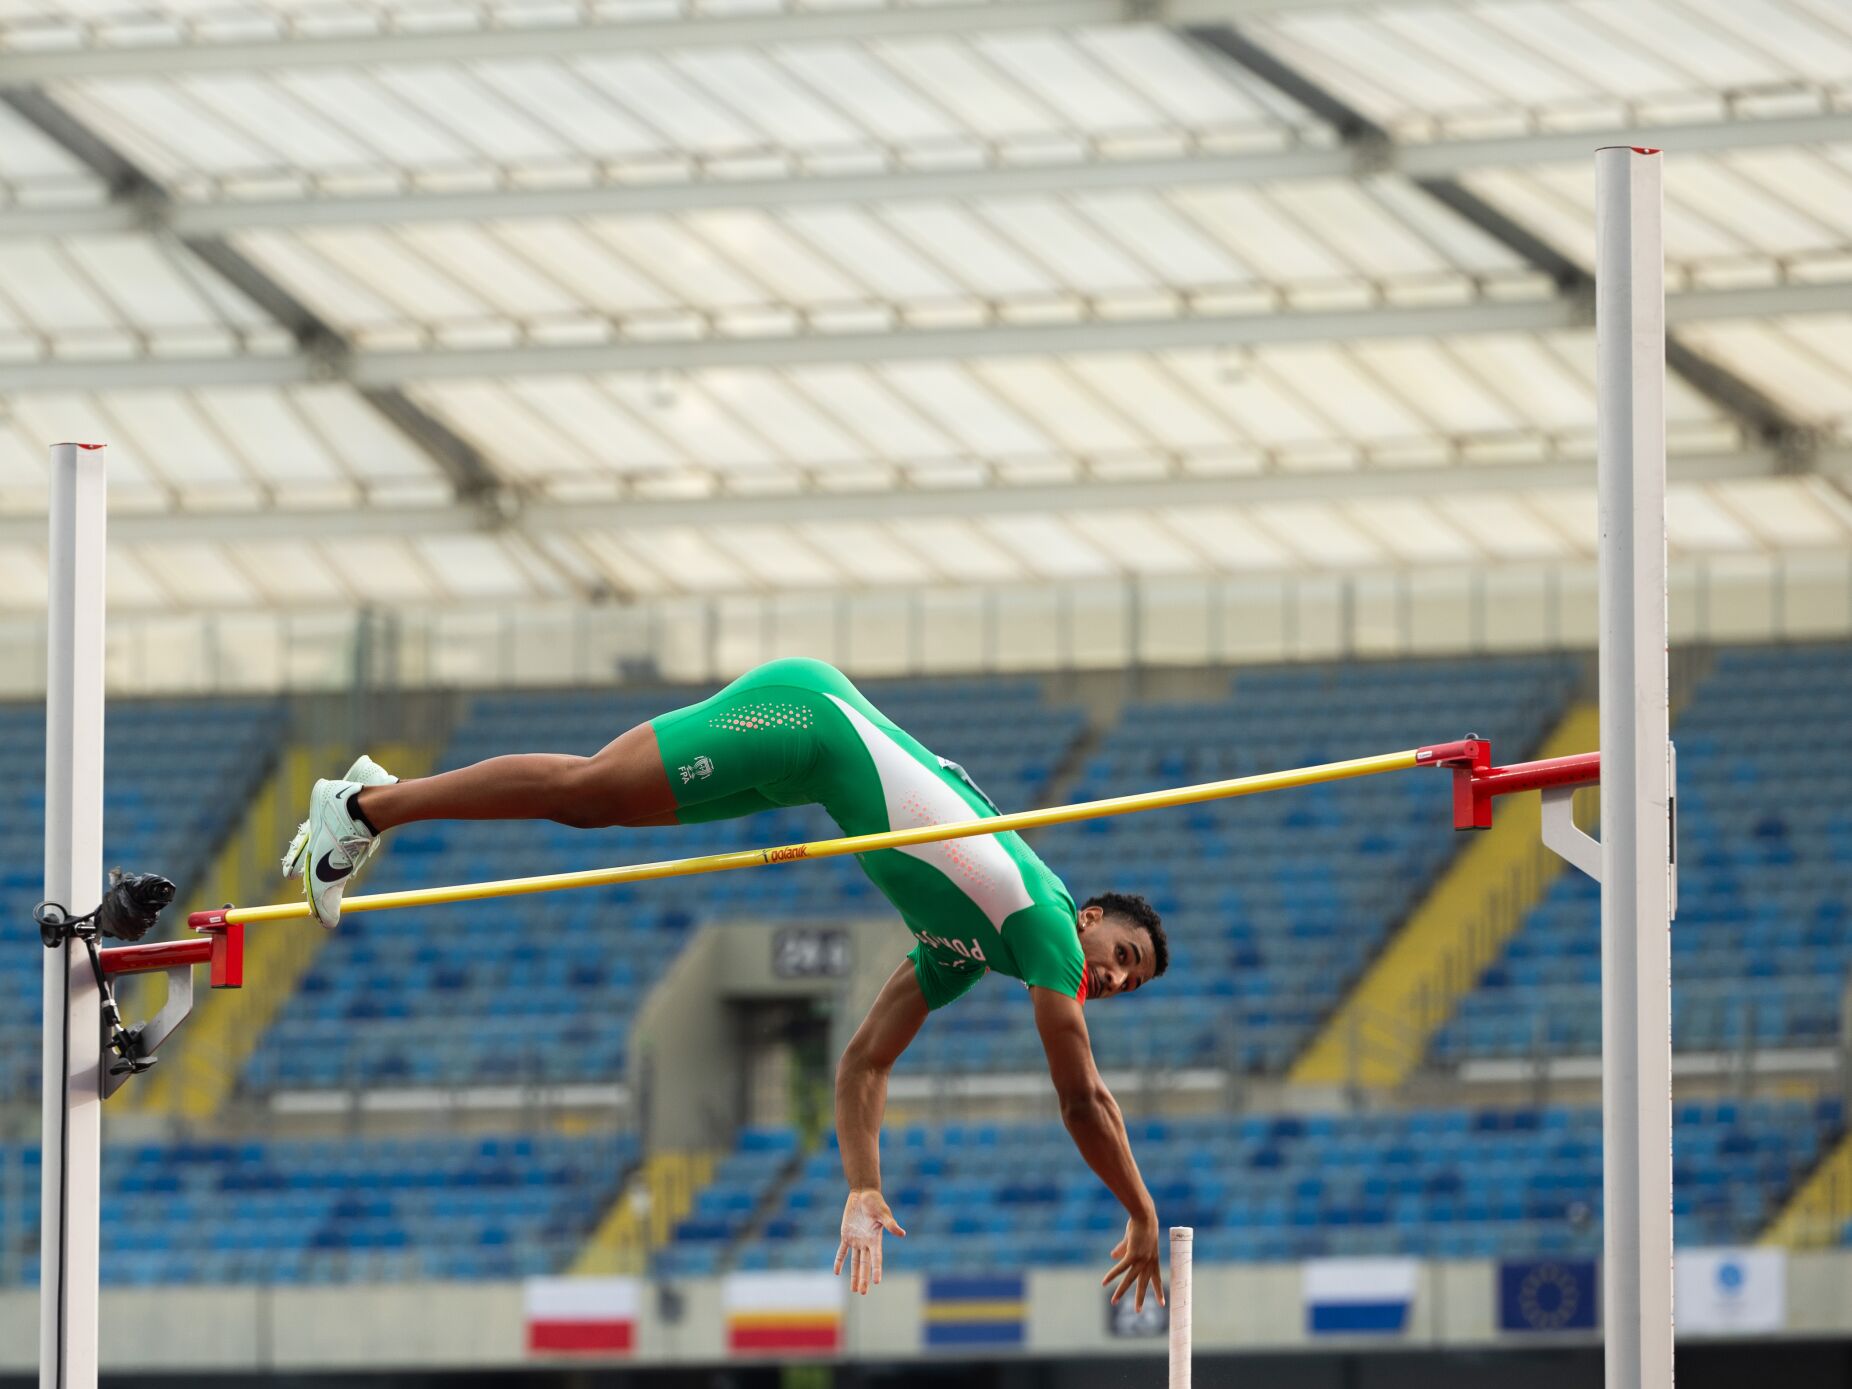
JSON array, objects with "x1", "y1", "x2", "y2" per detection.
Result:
[
  {"x1": 1303, "y1": 1258, "x2": 1418, "y2": 1335},
  {"x1": 1499, "y1": 1259, "x2": 1598, "y2": 1332},
  {"x1": 523, "y1": 1277, "x2": 639, "y2": 1355},
  {"x1": 1106, "y1": 1285, "x2": 1169, "y2": 1339},
  {"x1": 724, "y1": 1271, "x2": 843, "y2": 1355},
  {"x1": 925, "y1": 1274, "x2": 1026, "y2": 1349},
  {"x1": 1676, "y1": 1248, "x2": 1786, "y2": 1335}
]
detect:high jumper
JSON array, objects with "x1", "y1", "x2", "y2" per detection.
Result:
[{"x1": 283, "y1": 656, "x2": 1175, "y2": 1310}]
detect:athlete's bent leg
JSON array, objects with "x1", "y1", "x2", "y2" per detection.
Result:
[{"x1": 354, "y1": 722, "x2": 678, "y2": 832}]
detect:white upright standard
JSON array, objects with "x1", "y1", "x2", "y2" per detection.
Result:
[
  {"x1": 1168, "y1": 1226, "x2": 1192, "y2": 1389},
  {"x1": 1595, "y1": 146, "x2": 1676, "y2": 1389},
  {"x1": 41, "y1": 442, "x2": 107, "y2": 1389}
]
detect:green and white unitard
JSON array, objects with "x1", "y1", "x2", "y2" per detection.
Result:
[{"x1": 648, "y1": 658, "x2": 1085, "y2": 1009}]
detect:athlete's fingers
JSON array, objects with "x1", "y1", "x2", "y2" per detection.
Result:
[
  {"x1": 834, "y1": 1239, "x2": 848, "y2": 1277},
  {"x1": 1112, "y1": 1265, "x2": 1138, "y2": 1305},
  {"x1": 880, "y1": 1212, "x2": 906, "y2": 1238},
  {"x1": 873, "y1": 1232, "x2": 884, "y2": 1286},
  {"x1": 1134, "y1": 1264, "x2": 1160, "y2": 1313}
]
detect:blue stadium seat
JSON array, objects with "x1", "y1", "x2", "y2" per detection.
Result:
[
  {"x1": 720, "y1": 1098, "x2": 1840, "y2": 1271},
  {"x1": 0, "y1": 1130, "x2": 633, "y2": 1285}
]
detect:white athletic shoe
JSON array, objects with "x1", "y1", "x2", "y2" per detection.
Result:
[{"x1": 281, "y1": 755, "x2": 396, "y2": 930}]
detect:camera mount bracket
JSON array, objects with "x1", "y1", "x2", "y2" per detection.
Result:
[{"x1": 36, "y1": 871, "x2": 242, "y2": 1095}]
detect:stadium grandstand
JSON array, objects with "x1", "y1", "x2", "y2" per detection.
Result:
[{"x1": 3, "y1": 1, "x2": 1852, "y2": 1386}]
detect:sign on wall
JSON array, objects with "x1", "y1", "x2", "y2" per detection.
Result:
[
  {"x1": 772, "y1": 927, "x2": 851, "y2": 980},
  {"x1": 724, "y1": 1271, "x2": 843, "y2": 1355},
  {"x1": 1303, "y1": 1258, "x2": 1418, "y2": 1336},
  {"x1": 1499, "y1": 1259, "x2": 1598, "y2": 1333},
  {"x1": 1676, "y1": 1248, "x2": 1787, "y2": 1335},
  {"x1": 523, "y1": 1277, "x2": 639, "y2": 1355},
  {"x1": 1106, "y1": 1285, "x2": 1169, "y2": 1339},
  {"x1": 926, "y1": 1274, "x2": 1025, "y2": 1349}
]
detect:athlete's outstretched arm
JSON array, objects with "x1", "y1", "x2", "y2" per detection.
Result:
[
  {"x1": 1033, "y1": 986, "x2": 1164, "y2": 1312},
  {"x1": 833, "y1": 960, "x2": 928, "y2": 1295}
]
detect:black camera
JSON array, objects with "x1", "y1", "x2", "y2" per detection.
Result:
[{"x1": 96, "y1": 870, "x2": 176, "y2": 942}]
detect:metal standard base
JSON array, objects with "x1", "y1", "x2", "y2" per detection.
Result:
[{"x1": 1541, "y1": 784, "x2": 1602, "y2": 882}]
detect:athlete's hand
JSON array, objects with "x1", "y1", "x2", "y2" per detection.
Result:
[
  {"x1": 1103, "y1": 1211, "x2": 1165, "y2": 1312},
  {"x1": 834, "y1": 1189, "x2": 905, "y2": 1295}
]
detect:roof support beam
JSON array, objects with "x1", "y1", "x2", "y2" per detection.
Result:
[
  {"x1": 0, "y1": 0, "x2": 1544, "y2": 86},
  {"x1": 1185, "y1": 24, "x2": 1820, "y2": 471},
  {"x1": 0, "y1": 447, "x2": 1802, "y2": 548},
  {"x1": 5, "y1": 280, "x2": 1851, "y2": 393},
  {"x1": 1, "y1": 89, "x2": 510, "y2": 515},
  {"x1": 6, "y1": 110, "x2": 1849, "y2": 240},
  {"x1": 0, "y1": 0, "x2": 1118, "y2": 84}
]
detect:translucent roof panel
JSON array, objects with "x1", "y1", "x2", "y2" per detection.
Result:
[
  {"x1": 0, "y1": 232, "x2": 288, "y2": 363},
  {"x1": 224, "y1": 173, "x2": 1546, "y2": 348},
  {"x1": 1675, "y1": 316, "x2": 1852, "y2": 437},
  {"x1": 1464, "y1": 146, "x2": 1852, "y2": 290},
  {"x1": 0, "y1": 101, "x2": 105, "y2": 212},
  {"x1": 0, "y1": 386, "x2": 446, "y2": 513},
  {"x1": 0, "y1": 526, "x2": 566, "y2": 611},
  {"x1": 1243, "y1": 0, "x2": 1852, "y2": 142},
  {"x1": 403, "y1": 335, "x2": 1735, "y2": 502},
  {"x1": 0, "y1": 479, "x2": 1804, "y2": 611},
  {"x1": 54, "y1": 27, "x2": 1320, "y2": 202}
]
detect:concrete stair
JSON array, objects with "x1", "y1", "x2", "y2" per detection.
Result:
[
  {"x1": 573, "y1": 1150, "x2": 717, "y2": 1275},
  {"x1": 1765, "y1": 1128, "x2": 1852, "y2": 1248}
]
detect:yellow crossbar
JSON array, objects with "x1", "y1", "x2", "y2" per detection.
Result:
[{"x1": 195, "y1": 747, "x2": 1424, "y2": 927}]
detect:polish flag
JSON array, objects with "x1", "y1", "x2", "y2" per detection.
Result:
[{"x1": 524, "y1": 1277, "x2": 639, "y2": 1355}]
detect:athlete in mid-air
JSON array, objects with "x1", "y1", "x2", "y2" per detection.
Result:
[{"x1": 285, "y1": 658, "x2": 1170, "y2": 1310}]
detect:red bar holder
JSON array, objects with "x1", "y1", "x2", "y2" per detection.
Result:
[
  {"x1": 1417, "y1": 737, "x2": 1601, "y2": 831},
  {"x1": 98, "y1": 920, "x2": 244, "y2": 989}
]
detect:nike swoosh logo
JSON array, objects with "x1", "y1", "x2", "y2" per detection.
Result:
[{"x1": 314, "y1": 850, "x2": 351, "y2": 884}]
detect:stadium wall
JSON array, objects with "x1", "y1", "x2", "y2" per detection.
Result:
[{"x1": 2, "y1": 1254, "x2": 1850, "y2": 1374}]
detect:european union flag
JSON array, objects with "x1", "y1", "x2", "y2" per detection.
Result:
[
  {"x1": 1499, "y1": 1259, "x2": 1598, "y2": 1332},
  {"x1": 925, "y1": 1274, "x2": 1026, "y2": 1349}
]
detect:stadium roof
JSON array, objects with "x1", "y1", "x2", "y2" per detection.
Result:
[{"x1": 2, "y1": 0, "x2": 1851, "y2": 611}]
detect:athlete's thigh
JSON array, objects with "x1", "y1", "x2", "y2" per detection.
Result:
[
  {"x1": 645, "y1": 680, "x2": 824, "y2": 815},
  {"x1": 583, "y1": 721, "x2": 680, "y2": 823}
]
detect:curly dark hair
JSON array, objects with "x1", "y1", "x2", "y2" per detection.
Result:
[{"x1": 1082, "y1": 891, "x2": 1169, "y2": 979}]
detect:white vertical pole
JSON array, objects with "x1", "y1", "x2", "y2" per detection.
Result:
[
  {"x1": 1595, "y1": 148, "x2": 1675, "y2": 1389},
  {"x1": 41, "y1": 441, "x2": 106, "y2": 1389},
  {"x1": 1168, "y1": 1226, "x2": 1192, "y2": 1389}
]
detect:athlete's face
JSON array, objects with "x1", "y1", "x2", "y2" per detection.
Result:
[{"x1": 1076, "y1": 906, "x2": 1157, "y2": 1001}]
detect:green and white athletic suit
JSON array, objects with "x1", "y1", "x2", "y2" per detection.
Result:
[{"x1": 649, "y1": 658, "x2": 1085, "y2": 1010}]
